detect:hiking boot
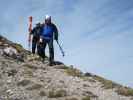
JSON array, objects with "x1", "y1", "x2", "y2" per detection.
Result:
[
  {"x1": 49, "y1": 61, "x2": 55, "y2": 66},
  {"x1": 49, "y1": 63, "x2": 53, "y2": 66}
]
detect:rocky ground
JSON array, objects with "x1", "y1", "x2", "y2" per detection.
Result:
[{"x1": 0, "y1": 35, "x2": 133, "y2": 100}]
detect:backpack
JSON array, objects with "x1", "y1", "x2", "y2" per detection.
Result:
[{"x1": 31, "y1": 23, "x2": 42, "y2": 38}]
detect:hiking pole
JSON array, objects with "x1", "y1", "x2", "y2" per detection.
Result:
[
  {"x1": 56, "y1": 40, "x2": 65, "y2": 57},
  {"x1": 28, "y1": 16, "x2": 33, "y2": 51}
]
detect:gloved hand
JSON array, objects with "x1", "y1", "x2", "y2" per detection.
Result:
[
  {"x1": 39, "y1": 38, "x2": 43, "y2": 43},
  {"x1": 54, "y1": 36, "x2": 58, "y2": 41},
  {"x1": 54, "y1": 32, "x2": 58, "y2": 41}
]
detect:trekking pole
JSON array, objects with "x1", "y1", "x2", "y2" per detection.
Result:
[
  {"x1": 56, "y1": 40, "x2": 65, "y2": 57},
  {"x1": 28, "y1": 16, "x2": 33, "y2": 51}
]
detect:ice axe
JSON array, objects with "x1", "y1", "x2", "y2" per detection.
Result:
[{"x1": 56, "y1": 40, "x2": 65, "y2": 57}]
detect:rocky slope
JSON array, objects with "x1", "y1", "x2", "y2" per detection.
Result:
[{"x1": 0, "y1": 35, "x2": 133, "y2": 100}]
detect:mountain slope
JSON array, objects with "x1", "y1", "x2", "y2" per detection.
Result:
[{"x1": 0, "y1": 35, "x2": 133, "y2": 100}]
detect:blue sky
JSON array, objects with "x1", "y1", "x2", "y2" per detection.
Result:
[{"x1": 0, "y1": 0, "x2": 133, "y2": 87}]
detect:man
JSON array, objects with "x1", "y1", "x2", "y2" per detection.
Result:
[
  {"x1": 29, "y1": 23, "x2": 42, "y2": 54},
  {"x1": 39, "y1": 15, "x2": 58, "y2": 66}
]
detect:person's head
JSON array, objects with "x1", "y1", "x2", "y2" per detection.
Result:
[{"x1": 45, "y1": 15, "x2": 51, "y2": 24}]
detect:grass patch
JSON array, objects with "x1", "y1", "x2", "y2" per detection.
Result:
[
  {"x1": 82, "y1": 96, "x2": 90, "y2": 100},
  {"x1": 81, "y1": 77, "x2": 96, "y2": 83},
  {"x1": 48, "y1": 89, "x2": 67, "y2": 98},
  {"x1": 26, "y1": 54, "x2": 42, "y2": 61},
  {"x1": 65, "y1": 67, "x2": 83, "y2": 77},
  {"x1": 23, "y1": 69, "x2": 34, "y2": 77},
  {"x1": 26, "y1": 54, "x2": 49, "y2": 62},
  {"x1": 65, "y1": 97, "x2": 78, "y2": 100},
  {"x1": 116, "y1": 87, "x2": 133, "y2": 96},
  {"x1": 93, "y1": 75, "x2": 119, "y2": 89},
  {"x1": 13, "y1": 43, "x2": 24, "y2": 53},
  {"x1": 92, "y1": 75, "x2": 133, "y2": 96}
]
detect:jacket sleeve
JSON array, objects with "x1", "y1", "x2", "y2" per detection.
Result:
[
  {"x1": 53, "y1": 24, "x2": 58, "y2": 40},
  {"x1": 29, "y1": 28, "x2": 35, "y2": 35}
]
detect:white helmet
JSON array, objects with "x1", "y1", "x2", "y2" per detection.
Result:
[{"x1": 45, "y1": 15, "x2": 51, "y2": 20}]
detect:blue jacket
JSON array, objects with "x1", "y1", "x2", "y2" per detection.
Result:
[{"x1": 41, "y1": 23, "x2": 58, "y2": 40}]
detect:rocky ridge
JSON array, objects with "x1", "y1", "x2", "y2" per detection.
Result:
[{"x1": 0, "y1": 35, "x2": 133, "y2": 100}]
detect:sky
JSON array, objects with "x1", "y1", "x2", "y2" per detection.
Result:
[{"x1": 0, "y1": 0, "x2": 133, "y2": 87}]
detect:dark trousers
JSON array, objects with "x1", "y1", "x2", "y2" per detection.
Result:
[
  {"x1": 38, "y1": 39, "x2": 54, "y2": 63},
  {"x1": 32, "y1": 36, "x2": 39, "y2": 54}
]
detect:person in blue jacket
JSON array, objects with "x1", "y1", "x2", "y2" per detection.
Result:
[{"x1": 38, "y1": 15, "x2": 58, "y2": 66}]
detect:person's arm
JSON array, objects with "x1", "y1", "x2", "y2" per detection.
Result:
[
  {"x1": 28, "y1": 28, "x2": 35, "y2": 42},
  {"x1": 53, "y1": 24, "x2": 58, "y2": 41}
]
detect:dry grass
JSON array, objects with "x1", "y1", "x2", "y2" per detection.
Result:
[
  {"x1": 48, "y1": 89, "x2": 67, "y2": 98},
  {"x1": 13, "y1": 43, "x2": 24, "y2": 53},
  {"x1": 65, "y1": 67, "x2": 83, "y2": 77},
  {"x1": 93, "y1": 75, "x2": 119, "y2": 89},
  {"x1": 23, "y1": 69, "x2": 34, "y2": 77},
  {"x1": 82, "y1": 96, "x2": 90, "y2": 100},
  {"x1": 81, "y1": 76, "x2": 96, "y2": 83},
  {"x1": 65, "y1": 97, "x2": 78, "y2": 100},
  {"x1": 85, "y1": 73, "x2": 133, "y2": 97},
  {"x1": 26, "y1": 54, "x2": 42, "y2": 61},
  {"x1": 116, "y1": 87, "x2": 133, "y2": 96}
]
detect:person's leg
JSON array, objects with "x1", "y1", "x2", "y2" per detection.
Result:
[
  {"x1": 48, "y1": 39, "x2": 54, "y2": 65},
  {"x1": 42, "y1": 40, "x2": 47, "y2": 60},
  {"x1": 32, "y1": 37, "x2": 37, "y2": 54},
  {"x1": 37, "y1": 42, "x2": 41, "y2": 56},
  {"x1": 36, "y1": 36, "x2": 40, "y2": 55},
  {"x1": 37, "y1": 42, "x2": 39, "y2": 55},
  {"x1": 38, "y1": 41, "x2": 46, "y2": 60}
]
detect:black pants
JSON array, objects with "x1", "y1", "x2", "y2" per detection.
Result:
[
  {"x1": 32, "y1": 36, "x2": 39, "y2": 54},
  {"x1": 38, "y1": 39, "x2": 54, "y2": 63}
]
